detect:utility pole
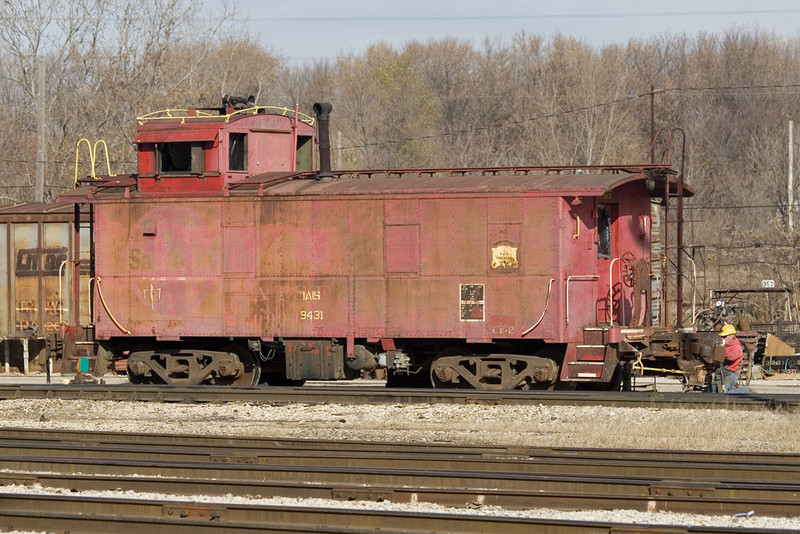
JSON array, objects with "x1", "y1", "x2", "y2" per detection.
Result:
[
  {"x1": 650, "y1": 85, "x2": 655, "y2": 164},
  {"x1": 35, "y1": 56, "x2": 46, "y2": 203},
  {"x1": 790, "y1": 118, "x2": 794, "y2": 231}
]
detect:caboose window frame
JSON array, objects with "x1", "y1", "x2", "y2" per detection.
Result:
[
  {"x1": 229, "y1": 132, "x2": 248, "y2": 172},
  {"x1": 156, "y1": 141, "x2": 205, "y2": 176},
  {"x1": 597, "y1": 203, "x2": 612, "y2": 259}
]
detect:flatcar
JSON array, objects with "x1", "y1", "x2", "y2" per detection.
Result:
[{"x1": 55, "y1": 98, "x2": 719, "y2": 389}]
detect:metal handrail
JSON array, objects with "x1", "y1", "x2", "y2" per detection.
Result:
[
  {"x1": 74, "y1": 138, "x2": 116, "y2": 186},
  {"x1": 685, "y1": 256, "x2": 698, "y2": 323},
  {"x1": 135, "y1": 109, "x2": 218, "y2": 124},
  {"x1": 136, "y1": 106, "x2": 315, "y2": 126},
  {"x1": 565, "y1": 275, "x2": 599, "y2": 325},
  {"x1": 521, "y1": 278, "x2": 556, "y2": 337},
  {"x1": 335, "y1": 164, "x2": 674, "y2": 180},
  {"x1": 608, "y1": 258, "x2": 621, "y2": 325},
  {"x1": 58, "y1": 260, "x2": 68, "y2": 324}
]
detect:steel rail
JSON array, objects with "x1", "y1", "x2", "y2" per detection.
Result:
[
  {"x1": 2, "y1": 444, "x2": 800, "y2": 502},
  {"x1": 6, "y1": 426, "x2": 800, "y2": 465},
  {"x1": 2, "y1": 467, "x2": 799, "y2": 516},
  {"x1": 1, "y1": 429, "x2": 797, "y2": 529},
  {"x1": 0, "y1": 436, "x2": 798, "y2": 484},
  {"x1": 0, "y1": 383, "x2": 797, "y2": 409},
  {"x1": 0, "y1": 493, "x2": 790, "y2": 534}
]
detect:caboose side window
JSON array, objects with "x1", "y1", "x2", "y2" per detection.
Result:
[
  {"x1": 157, "y1": 142, "x2": 204, "y2": 175},
  {"x1": 229, "y1": 133, "x2": 247, "y2": 171},
  {"x1": 597, "y1": 203, "x2": 611, "y2": 259},
  {"x1": 296, "y1": 135, "x2": 313, "y2": 171}
]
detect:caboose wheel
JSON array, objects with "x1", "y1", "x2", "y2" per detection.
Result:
[
  {"x1": 529, "y1": 347, "x2": 565, "y2": 390},
  {"x1": 219, "y1": 343, "x2": 261, "y2": 386},
  {"x1": 430, "y1": 346, "x2": 474, "y2": 388},
  {"x1": 126, "y1": 344, "x2": 165, "y2": 385}
]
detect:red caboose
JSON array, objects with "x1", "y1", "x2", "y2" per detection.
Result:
[{"x1": 62, "y1": 100, "x2": 697, "y2": 389}]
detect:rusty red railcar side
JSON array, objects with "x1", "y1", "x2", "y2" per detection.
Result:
[{"x1": 60, "y1": 100, "x2": 705, "y2": 389}]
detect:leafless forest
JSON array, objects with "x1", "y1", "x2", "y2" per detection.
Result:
[{"x1": 2, "y1": 0, "x2": 799, "y2": 321}]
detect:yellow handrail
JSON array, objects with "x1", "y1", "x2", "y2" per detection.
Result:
[
  {"x1": 74, "y1": 138, "x2": 116, "y2": 186},
  {"x1": 521, "y1": 277, "x2": 556, "y2": 337},
  {"x1": 136, "y1": 108, "x2": 218, "y2": 124},
  {"x1": 74, "y1": 138, "x2": 92, "y2": 186},
  {"x1": 93, "y1": 140, "x2": 115, "y2": 178},
  {"x1": 95, "y1": 276, "x2": 131, "y2": 335},
  {"x1": 136, "y1": 106, "x2": 315, "y2": 126}
]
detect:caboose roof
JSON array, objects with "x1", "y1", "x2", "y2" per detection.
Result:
[
  {"x1": 237, "y1": 166, "x2": 693, "y2": 199},
  {"x1": 60, "y1": 166, "x2": 692, "y2": 201}
]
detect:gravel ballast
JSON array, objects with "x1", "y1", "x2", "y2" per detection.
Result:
[
  {"x1": 0, "y1": 396, "x2": 798, "y2": 530},
  {"x1": 1, "y1": 378, "x2": 799, "y2": 532}
]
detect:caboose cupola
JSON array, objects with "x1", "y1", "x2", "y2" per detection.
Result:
[{"x1": 133, "y1": 98, "x2": 317, "y2": 194}]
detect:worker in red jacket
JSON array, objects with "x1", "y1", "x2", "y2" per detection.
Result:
[{"x1": 715, "y1": 324, "x2": 744, "y2": 393}]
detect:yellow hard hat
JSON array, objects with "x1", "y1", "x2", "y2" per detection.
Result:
[{"x1": 719, "y1": 324, "x2": 736, "y2": 337}]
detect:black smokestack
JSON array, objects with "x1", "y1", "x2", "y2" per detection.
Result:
[{"x1": 313, "y1": 103, "x2": 333, "y2": 181}]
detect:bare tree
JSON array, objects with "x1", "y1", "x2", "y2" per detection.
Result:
[{"x1": 0, "y1": 0, "x2": 237, "y2": 199}]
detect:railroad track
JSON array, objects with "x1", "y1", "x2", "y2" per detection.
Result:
[
  {"x1": 0, "y1": 428, "x2": 797, "y2": 533},
  {"x1": 0, "y1": 383, "x2": 798, "y2": 409},
  {"x1": 1, "y1": 494, "x2": 785, "y2": 534}
]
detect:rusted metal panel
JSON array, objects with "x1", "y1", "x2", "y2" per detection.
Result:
[
  {"x1": 385, "y1": 225, "x2": 419, "y2": 273},
  {"x1": 126, "y1": 202, "x2": 221, "y2": 276},
  {"x1": 90, "y1": 172, "x2": 658, "y2": 352},
  {"x1": 43, "y1": 223, "x2": 70, "y2": 334},
  {"x1": 487, "y1": 196, "x2": 522, "y2": 224},
  {"x1": 78, "y1": 227, "x2": 91, "y2": 327},
  {"x1": 258, "y1": 199, "x2": 351, "y2": 277},
  {"x1": 354, "y1": 279, "x2": 386, "y2": 336},
  {"x1": 265, "y1": 200, "x2": 313, "y2": 275},
  {"x1": 124, "y1": 278, "x2": 222, "y2": 337},
  {"x1": 561, "y1": 197, "x2": 600, "y2": 339},
  {"x1": 310, "y1": 201, "x2": 350, "y2": 276},
  {"x1": 0, "y1": 224, "x2": 7, "y2": 336},
  {"x1": 384, "y1": 199, "x2": 418, "y2": 224},
  {"x1": 351, "y1": 201, "x2": 383, "y2": 275},
  {"x1": 93, "y1": 193, "x2": 563, "y2": 342},
  {"x1": 222, "y1": 279, "x2": 349, "y2": 338},
  {"x1": 12, "y1": 223, "x2": 40, "y2": 336},
  {"x1": 248, "y1": 131, "x2": 295, "y2": 174},
  {"x1": 223, "y1": 227, "x2": 255, "y2": 274},
  {"x1": 500, "y1": 277, "x2": 559, "y2": 341},
  {"x1": 134, "y1": 127, "x2": 219, "y2": 144},
  {"x1": 95, "y1": 201, "x2": 225, "y2": 339},
  {"x1": 384, "y1": 278, "x2": 419, "y2": 336},
  {"x1": 521, "y1": 198, "x2": 558, "y2": 276},
  {"x1": 286, "y1": 280, "x2": 348, "y2": 337}
]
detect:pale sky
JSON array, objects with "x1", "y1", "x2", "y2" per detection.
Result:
[{"x1": 217, "y1": 0, "x2": 800, "y2": 63}]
